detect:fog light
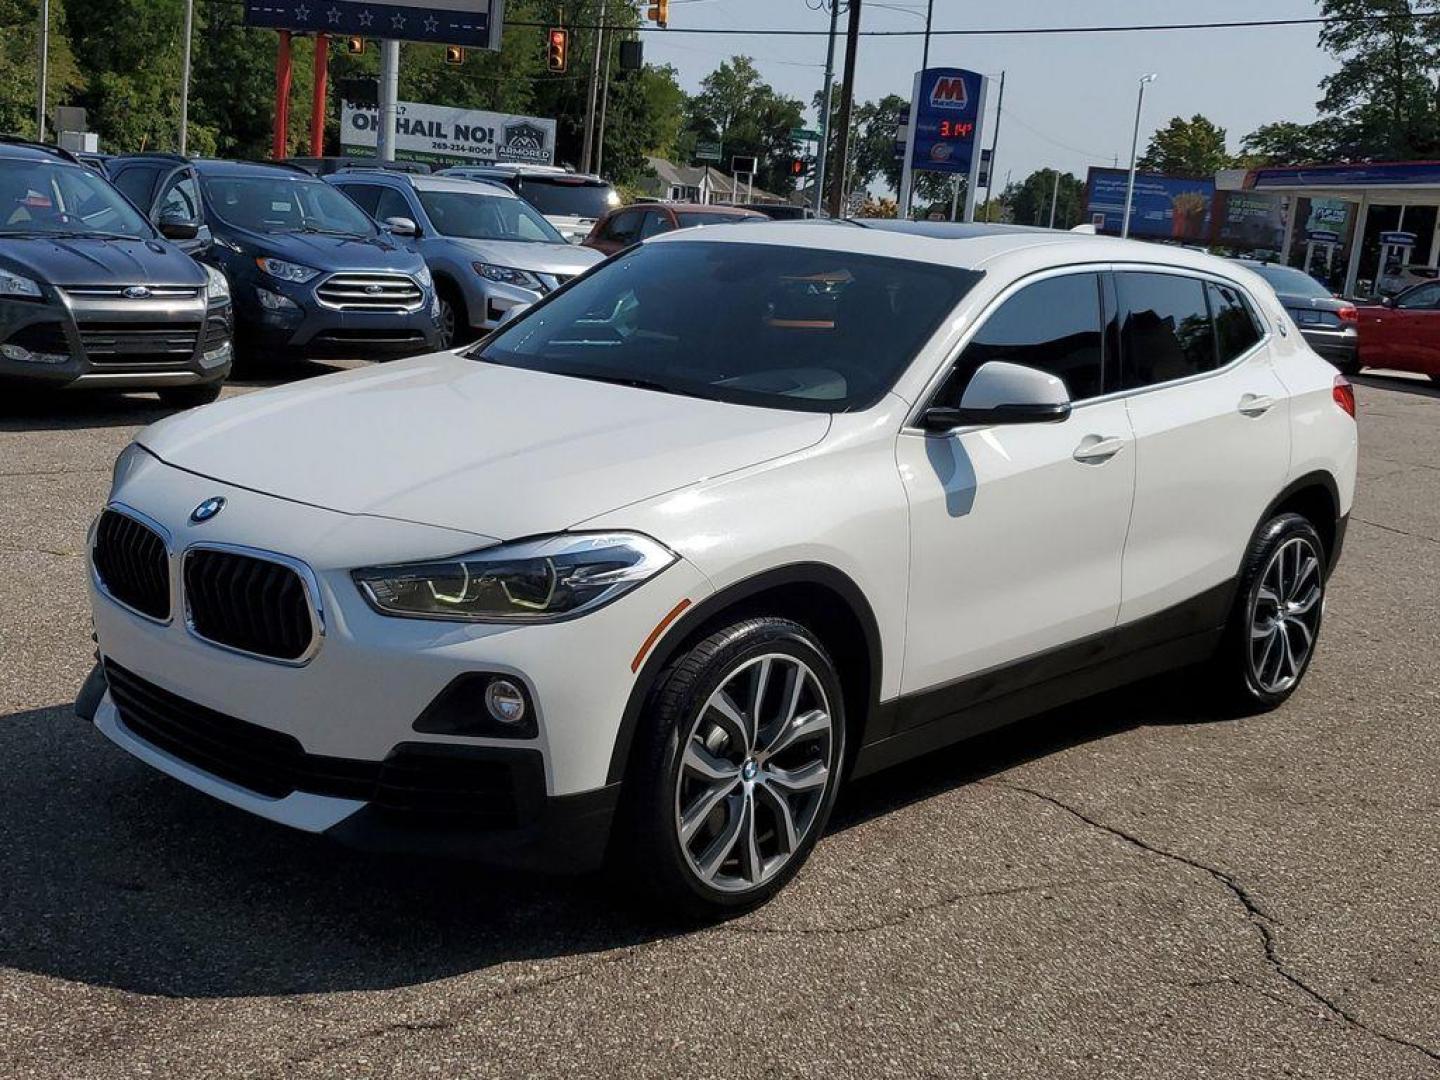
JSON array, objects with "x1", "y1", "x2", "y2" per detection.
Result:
[
  {"x1": 1, "y1": 342, "x2": 68, "y2": 365},
  {"x1": 256, "y1": 287, "x2": 299, "y2": 312},
  {"x1": 202, "y1": 340, "x2": 232, "y2": 365},
  {"x1": 484, "y1": 679, "x2": 527, "y2": 726}
]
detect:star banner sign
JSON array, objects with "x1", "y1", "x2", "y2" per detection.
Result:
[{"x1": 244, "y1": 0, "x2": 504, "y2": 49}]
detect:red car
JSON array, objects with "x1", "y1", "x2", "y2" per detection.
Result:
[
  {"x1": 583, "y1": 202, "x2": 766, "y2": 255},
  {"x1": 1356, "y1": 280, "x2": 1440, "y2": 383}
]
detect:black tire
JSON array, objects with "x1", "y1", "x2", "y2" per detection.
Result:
[
  {"x1": 1208, "y1": 513, "x2": 1327, "y2": 714},
  {"x1": 616, "y1": 617, "x2": 847, "y2": 919},
  {"x1": 435, "y1": 282, "x2": 470, "y2": 348},
  {"x1": 157, "y1": 383, "x2": 223, "y2": 409},
  {"x1": 1428, "y1": 373, "x2": 1440, "y2": 386}
]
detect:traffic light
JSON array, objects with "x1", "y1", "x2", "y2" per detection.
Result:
[
  {"x1": 789, "y1": 157, "x2": 805, "y2": 178},
  {"x1": 546, "y1": 27, "x2": 569, "y2": 72},
  {"x1": 345, "y1": 35, "x2": 365, "y2": 55},
  {"x1": 445, "y1": 44, "x2": 465, "y2": 65},
  {"x1": 647, "y1": 0, "x2": 668, "y2": 28}
]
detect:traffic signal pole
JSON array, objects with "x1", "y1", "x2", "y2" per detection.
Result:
[
  {"x1": 581, "y1": 0, "x2": 606, "y2": 172},
  {"x1": 827, "y1": 0, "x2": 861, "y2": 219},
  {"x1": 377, "y1": 39, "x2": 400, "y2": 161},
  {"x1": 813, "y1": 0, "x2": 839, "y2": 215}
]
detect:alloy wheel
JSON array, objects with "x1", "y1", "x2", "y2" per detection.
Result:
[
  {"x1": 673, "y1": 653, "x2": 834, "y2": 893},
  {"x1": 1249, "y1": 536, "x2": 1323, "y2": 694},
  {"x1": 437, "y1": 296, "x2": 456, "y2": 348}
]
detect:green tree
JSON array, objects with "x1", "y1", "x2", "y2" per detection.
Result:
[
  {"x1": 1137, "y1": 114, "x2": 1234, "y2": 176},
  {"x1": 1, "y1": 0, "x2": 84, "y2": 138},
  {"x1": 688, "y1": 57, "x2": 804, "y2": 193},
  {"x1": 1316, "y1": 0, "x2": 1440, "y2": 160},
  {"x1": 1004, "y1": 169, "x2": 1085, "y2": 229},
  {"x1": 1238, "y1": 121, "x2": 1334, "y2": 166},
  {"x1": 600, "y1": 62, "x2": 687, "y2": 186}
]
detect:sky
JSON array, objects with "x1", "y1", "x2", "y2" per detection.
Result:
[{"x1": 643, "y1": 0, "x2": 1339, "y2": 190}]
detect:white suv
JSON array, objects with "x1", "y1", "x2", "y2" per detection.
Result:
[{"x1": 80, "y1": 221, "x2": 1358, "y2": 915}]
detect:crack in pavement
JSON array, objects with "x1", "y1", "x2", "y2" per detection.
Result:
[
  {"x1": 0, "y1": 540, "x2": 83, "y2": 559},
  {"x1": 0, "y1": 465, "x2": 111, "y2": 478},
  {"x1": 1352, "y1": 517, "x2": 1440, "y2": 548},
  {"x1": 985, "y1": 779, "x2": 1440, "y2": 1067},
  {"x1": 721, "y1": 875, "x2": 1133, "y2": 937},
  {"x1": 286, "y1": 943, "x2": 662, "y2": 1066}
]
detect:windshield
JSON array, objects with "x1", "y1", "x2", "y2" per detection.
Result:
[
  {"x1": 473, "y1": 241, "x2": 981, "y2": 413},
  {"x1": 0, "y1": 159, "x2": 153, "y2": 239},
  {"x1": 516, "y1": 178, "x2": 619, "y2": 219},
  {"x1": 201, "y1": 174, "x2": 377, "y2": 236},
  {"x1": 417, "y1": 189, "x2": 567, "y2": 244},
  {"x1": 676, "y1": 212, "x2": 753, "y2": 228},
  {"x1": 1251, "y1": 263, "x2": 1332, "y2": 299}
]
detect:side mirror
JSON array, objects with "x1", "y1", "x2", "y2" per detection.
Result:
[
  {"x1": 921, "y1": 360, "x2": 1072, "y2": 431},
  {"x1": 1381, "y1": 295, "x2": 1395, "y2": 308},
  {"x1": 384, "y1": 216, "x2": 419, "y2": 236},
  {"x1": 158, "y1": 217, "x2": 200, "y2": 241}
]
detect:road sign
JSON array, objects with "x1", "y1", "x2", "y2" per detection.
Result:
[
  {"x1": 732, "y1": 155, "x2": 758, "y2": 175},
  {"x1": 695, "y1": 141, "x2": 721, "y2": 162},
  {"x1": 243, "y1": 0, "x2": 505, "y2": 50},
  {"x1": 789, "y1": 127, "x2": 820, "y2": 142}
]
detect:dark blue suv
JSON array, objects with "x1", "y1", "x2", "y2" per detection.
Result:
[{"x1": 107, "y1": 156, "x2": 441, "y2": 362}]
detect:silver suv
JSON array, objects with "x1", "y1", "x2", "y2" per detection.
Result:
[{"x1": 327, "y1": 171, "x2": 603, "y2": 346}]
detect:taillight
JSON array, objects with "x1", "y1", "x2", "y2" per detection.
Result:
[
  {"x1": 1333, "y1": 374, "x2": 1356, "y2": 419},
  {"x1": 1336, "y1": 303, "x2": 1358, "y2": 323}
]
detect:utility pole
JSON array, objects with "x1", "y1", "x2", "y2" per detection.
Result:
[
  {"x1": 36, "y1": 0, "x2": 49, "y2": 141},
  {"x1": 595, "y1": 30, "x2": 614, "y2": 175},
  {"x1": 178, "y1": 0, "x2": 194, "y2": 153},
  {"x1": 983, "y1": 70, "x2": 1004, "y2": 221},
  {"x1": 827, "y1": 0, "x2": 861, "y2": 220},
  {"x1": 813, "y1": 0, "x2": 840, "y2": 215},
  {"x1": 581, "y1": 0, "x2": 607, "y2": 172},
  {"x1": 1121, "y1": 73, "x2": 1158, "y2": 239},
  {"x1": 920, "y1": 0, "x2": 934, "y2": 72},
  {"x1": 1048, "y1": 169, "x2": 1060, "y2": 228},
  {"x1": 377, "y1": 39, "x2": 400, "y2": 161}
]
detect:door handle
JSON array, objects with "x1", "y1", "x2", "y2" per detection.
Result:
[
  {"x1": 1238, "y1": 393, "x2": 1275, "y2": 417},
  {"x1": 1073, "y1": 435, "x2": 1125, "y2": 463}
]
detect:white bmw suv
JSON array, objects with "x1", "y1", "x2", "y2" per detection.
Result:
[{"x1": 80, "y1": 221, "x2": 1358, "y2": 914}]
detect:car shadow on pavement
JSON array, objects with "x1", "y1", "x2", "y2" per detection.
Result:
[
  {"x1": 0, "y1": 389, "x2": 173, "y2": 430},
  {"x1": 1353, "y1": 372, "x2": 1440, "y2": 399},
  {"x1": 0, "y1": 677, "x2": 1208, "y2": 1000}
]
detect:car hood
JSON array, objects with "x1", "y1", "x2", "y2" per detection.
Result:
[
  {"x1": 219, "y1": 227, "x2": 424, "y2": 273},
  {"x1": 439, "y1": 237, "x2": 604, "y2": 275},
  {"x1": 136, "y1": 351, "x2": 831, "y2": 539},
  {"x1": 0, "y1": 235, "x2": 204, "y2": 288}
]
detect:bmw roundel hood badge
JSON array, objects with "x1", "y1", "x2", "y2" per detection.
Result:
[{"x1": 190, "y1": 496, "x2": 226, "y2": 523}]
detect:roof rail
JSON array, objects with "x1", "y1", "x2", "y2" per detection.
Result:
[{"x1": 0, "y1": 134, "x2": 83, "y2": 165}]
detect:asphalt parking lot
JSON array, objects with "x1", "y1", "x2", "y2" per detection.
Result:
[{"x1": 1, "y1": 368, "x2": 1437, "y2": 1080}]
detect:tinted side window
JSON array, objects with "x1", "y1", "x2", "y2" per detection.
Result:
[
  {"x1": 1117, "y1": 272, "x2": 1217, "y2": 389},
  {"x1": 604, "y1": 210, "x2": 642, "y2": 244},
  {"x1": 338, "y1": 183, "x2": 384, "y2": 216},
  {"x1": 1209, "y1": 282, "x2": 1262, "y2": 363},
  {"x1": 112, "y1": 165, "x2": 160, "y2": 210},
  {"x1": 943, "y1": 273, "x2": 1105, "y2": 402},
  {"x1": 158, "y1": 173, "x2": 200, "y2": 222},
  {"x1": 1397, "y1": 281, "x2": 1440, "y2": 310},
  {"x1": 639, "y1": 209, "x2": 673, "y2": 239},
  {"x1": 374, "y1": 188, "x2": 413, "y2": 223}
]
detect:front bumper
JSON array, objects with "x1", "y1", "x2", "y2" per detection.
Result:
[
  {"x1": 0, "y1": 291, "x2": 233, "y2": 389},
  {"x1": 84, "y1": 457, "x2": 711, "y2": 865},
  {"x1": 236, "y1": 278, "x2": 442, "y2": 357}
]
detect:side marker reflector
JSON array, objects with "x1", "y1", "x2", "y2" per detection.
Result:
[{"x1": 631, "y1": 598, "x2": 692, "y2": 673}]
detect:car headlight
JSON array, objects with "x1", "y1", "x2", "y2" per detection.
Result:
[
  {"x1": 0, "y1": 267, "x2": 43, "y2": 299},
  {"x1": 255, "y1": 257, "x2": 319, "y2": 284},
  {"x1": 414, "y1": 263, "x2": 433, "y2": 289},
  {"x1": 110, "y1": 442, "x2": 149, "y2": 492},
  {"x1": 472, "y1": 262, "x2": 545, "y2": 292},
  {"x1": 203, "y1": 264, "x2": 230, "y2": 303},
  {"x1": 353, "y1": 532, "x2": 675, "y2": 623}
]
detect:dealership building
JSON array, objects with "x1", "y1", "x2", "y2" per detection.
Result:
[{"x1": 1085, "y1": 160, "x2": 1440, "y2": 298}]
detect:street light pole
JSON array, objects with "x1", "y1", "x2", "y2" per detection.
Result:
[
  {"x1": 813, "y1": 0, "x2": 841, "y2": 215},
  {"x1": 1047, "y1": 169, "x2": 1060, "y2": 229},
  {"x1": 178, "y1": 0, "x2": 194, "y2": 154},
  {"x1": 1121, "y1": 73, "x2": 1157, "y2": 239},
  {"x1": 36, "y1": 0, "x2": 49, "y2": 141}
]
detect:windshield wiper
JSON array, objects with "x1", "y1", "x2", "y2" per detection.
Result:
[
  {"x1": 561, "y1": 371, "x2": 711, "y2": 399},
  {"x1": 297, "y1": 225, "x2": 369, "y2": 238}
]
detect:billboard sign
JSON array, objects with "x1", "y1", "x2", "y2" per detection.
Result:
[
  {"x1": 1305, "y1": 198, "x2": 1350, "y2": 239},
  {"x1": 1085, "y1": 167, "x2": 1214, "y2": 240},
  {"x1": 340, "y1": 100, "x2": 555, "y2": 165},
  {"x1": 244, "y1": 0, "x2": 504, "y2": 49},
  {"x1": 1212, "y1": 190, "x2": 1285, "y2": 250}
]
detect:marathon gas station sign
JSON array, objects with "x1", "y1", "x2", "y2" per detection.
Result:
[
  {"x1": 341, "y1": 100, "x2": 556, "y2": 166},
  {"x1": 898, "y1": 68, "x2": 988, "y2": 219}
]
